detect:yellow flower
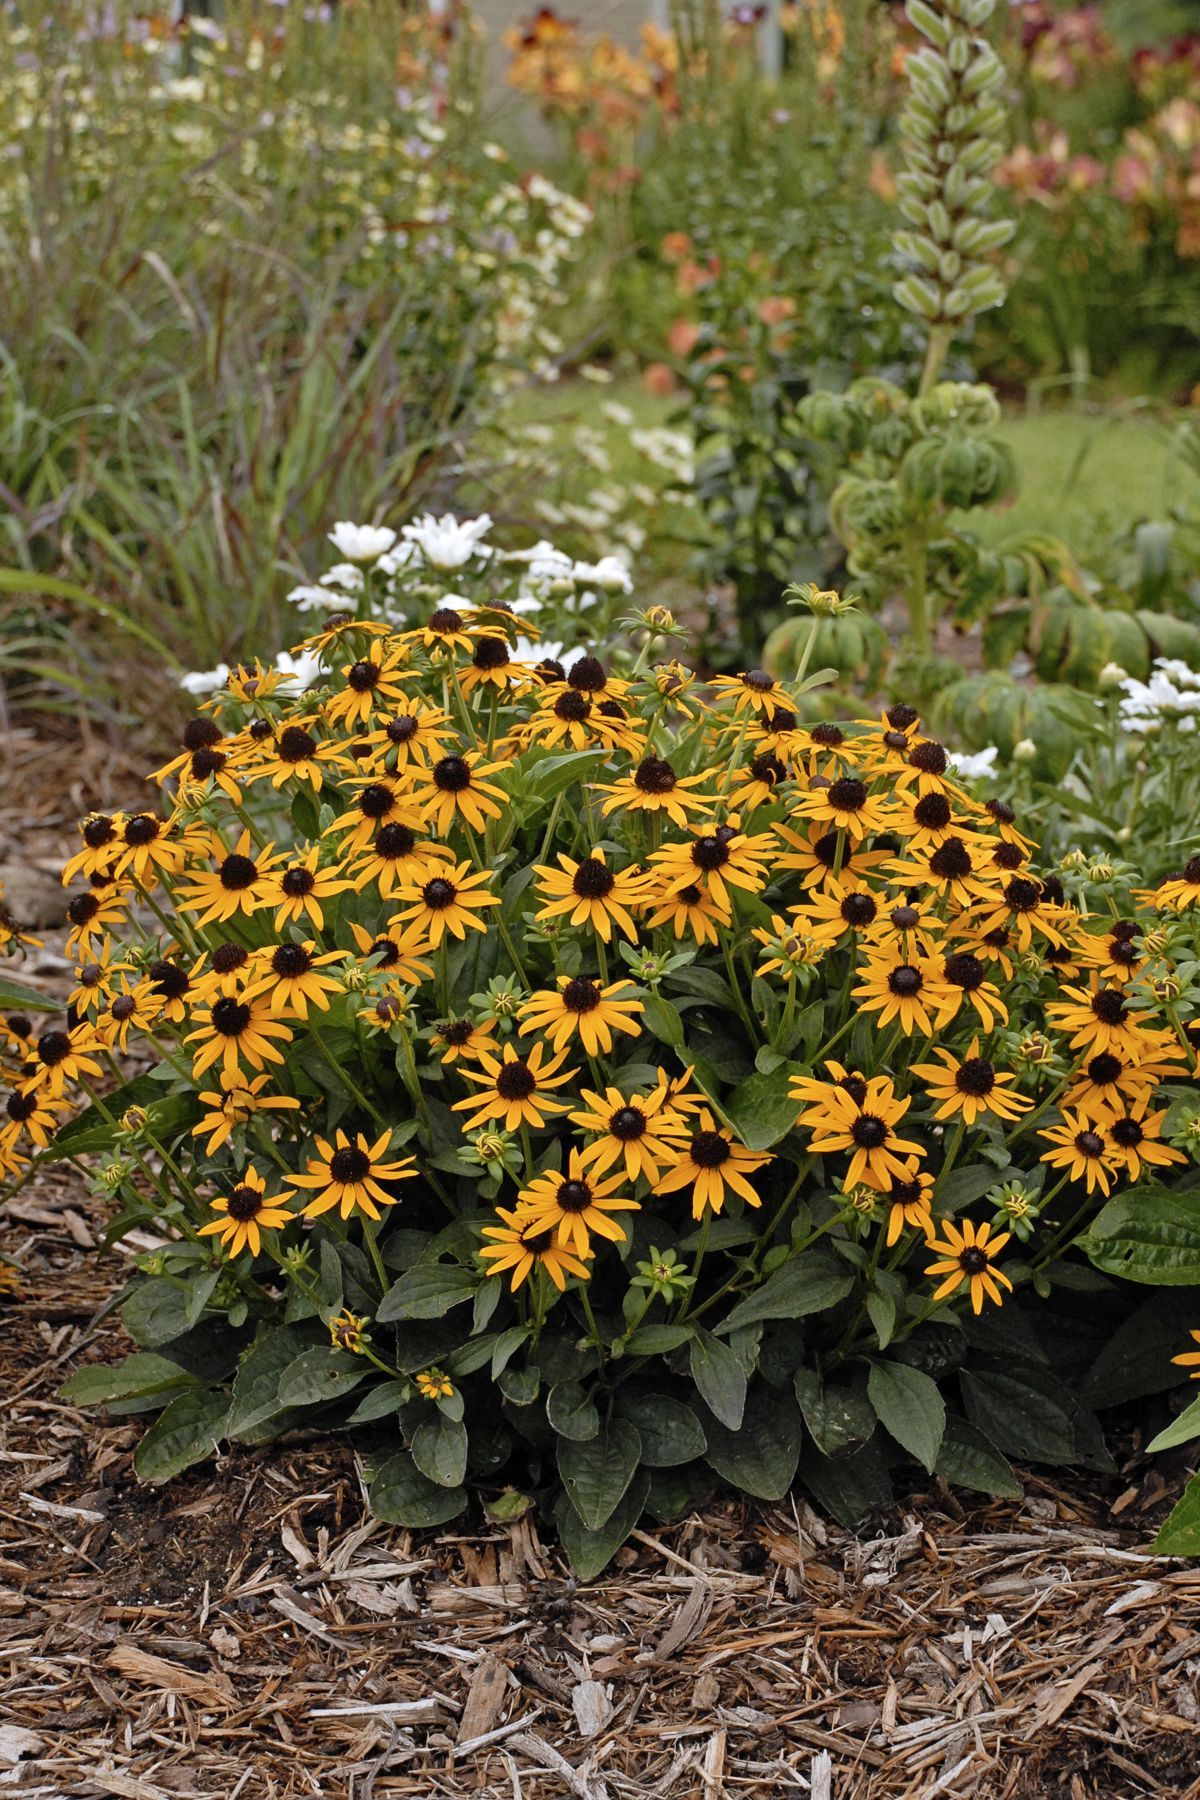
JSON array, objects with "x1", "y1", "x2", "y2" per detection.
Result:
[
  {"x1": 910, "y1": 1039, "x2": 1033, "y2": 1127},
  {"x1": 1172, "y1": 1330, "x2": 1200, "y2": 1380},
  {"x1": 655, "y1": 1109, "x2": 772, "y2": 1219},
  {"x1": 198, "y1": 1167, "x2": 294, "y2": 1259},
  {"x1": 518, "y1": 975, "x2": 643, "y2": 1055},
  {"x1": 293, "y1": 1129, "x2": 419, "y2": 1222},
  {"x1": 390, "y1": 862, "x2": 500, "y2": 944},
  {"x1": 415, "y1": 1368, "x2": 456, "y2": 1400},
  {"x1": 193, "y1": 1072, "x2": 301, "y2": 1155},
  {"x1": 517, "y1": 1148, "x2": 640, "y2": 1255},
  {"x1": 595, "y1": 756, "x2": 712, "y2": 828},
  {"x1": 187, "y1": 994, "x2": 294, "y2": 1080},
  {"x1": 478, "y1": 1205, "x2": 593, "y2": 1291},
  {"x1": 1039, "y1": 1112, "x2": 1120, "y2": 1195},
  {"x1": 569, "y1": 1076, "x2": 687, "y2": 1184},
  {"x1": 795, "y1": 1073, "x2": 922, "y2": 1189},
  {"x1": 452, "y1": 1040, "x2": 577, "y2": 1131},
  {"x1": 534, "y1": 847, "x2": 650, "y2": 942},
  {"x1": 924, "y1": 1218, "x2": 1012, "y2": 1314},
  {"x1": 409, "y1": 752, "x2": 509, "y2": 835}
]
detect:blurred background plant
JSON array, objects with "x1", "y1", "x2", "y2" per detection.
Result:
[{"x1": 0, "y1": 0, "x2": 591, "y2": 712}]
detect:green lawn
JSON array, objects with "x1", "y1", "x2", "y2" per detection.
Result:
[
  {"x1": 976, "y1": 408, "x2": 1200, "y2": 550},
  {"x1": 499, "y1": 376, "x2": 1200, "y2": 570}
]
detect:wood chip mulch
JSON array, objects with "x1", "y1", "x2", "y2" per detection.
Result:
[{"x1": 4, "y1": 726, "x2": 1200, "y2": 1799}]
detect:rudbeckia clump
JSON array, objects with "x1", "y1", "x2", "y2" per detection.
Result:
[{"x1": 5, "y1": 554, "x2": 1200, "y2": 1573}]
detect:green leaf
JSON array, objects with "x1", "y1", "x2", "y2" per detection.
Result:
[
  {"x1": 624, "y1": 1324, "x2": 693, "y2": 1355},
  {"x1": 615, "y1": 1393, "x2": 707, "y2": 1467},
  {"x1": 1080, "y1": 1292, "x2": 1200, "y2": 1408},
  {"x1": 278, "y1": 1348, "x2": 367, "y2": 1410},
  {"x1": 60, "y1": 1352, "x2": 202, "y2": 1407},
  {"x1": 347, "y1": 1380, "x2": 409, "y2": 1424},
  {"x1": 370, "y1": 1451, "x2": 466, "y2": 1528},
  {"x1": 1147, "y1": 1395, "x2": 1200, "y2": 1455},
  {"x1": 689, "y1": 1328, "x2": 747, "y2": 1430},
  {"x1": 556, "y1": 1470, "x2": 650, "y2": 1581},
  {"x1": 934, "y1": 1414, "x2": 1021, "y2": 1499},
  {"x1": 1078, "y1": 1190, "x2": 1200, "y2": 1286},
  {"x1": 727, "y1": 1065, "x2": 801, "y2": 1151},
  {"x1": 961, "y1": 1363, "x2": 1112, "y2": 1470},
  {"x1": 121, "y1": 1279, "x2": 194, "y2": 1348},
  {"x1": 499, "y1": 1364, "x2": 540, "y2": 1406},
  {"x1": 546, "y1": 1380, "x2": 601, "y2": 1443},
  {"x1": 793, "y1": 1370, "x2": 876, "y2": 1458},
  {"x1": 704, "y1": 1386, "x2": 803, "y2": 1500},
  {"x1": 376, "y1": 1263, "x2": 477, "y2": 1322},
  {"x1": 868, "y1": 1361, "x2": 946, "y2": 1475},
  {"x1": 1153, "y1": 1472, "x2": 1200, "y2": 1556},
  {"x1": 642, "y1": 992, "x2": 684, "y2": 1049},
  {"x1": 0, "y1": 972, "x2": 57, "y2": 1011},
  {"x1": 557, "y1": 1419, "x2": 642, "y2": 1531},
  {"x1": 866, "y1": 1290, "x2": 897, "y2": 1350},
  {"x1": 411, "y1": 1414, "x2": 469, "y2": 1488},
  {"x1": 227, "y1": 1326, "x2": 316, "y2": 1442},
  {"x1": 716, "y1": 1252, "x2": 855, "y2": 1334},
  {"x1": 134, "y1": 1389, "x2": 228, "y2": 1482},
  {"x1": 800, "y1": 1437, "x2": 892, "y2": 1528}
]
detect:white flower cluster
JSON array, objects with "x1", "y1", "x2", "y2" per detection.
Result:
[
  {"x1": 1116, "y1": 659, "x2": 1200, "y2": 735},
  {"x1": 207, "y1": 511, "x2": 638, "y2": 681}
]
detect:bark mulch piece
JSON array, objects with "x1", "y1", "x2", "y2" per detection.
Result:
[{"x1": 4, "y1": 1190, "x2": 1200, "y2": 1800}]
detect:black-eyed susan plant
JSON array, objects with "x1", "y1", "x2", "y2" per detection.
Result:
[{"x1": 4, "y1": 550, "x2": 1200, "y2": 1573}]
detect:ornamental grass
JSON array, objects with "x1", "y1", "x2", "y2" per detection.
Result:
[{"x1": 3, "y1": 523, "x2": 1200, "y2": 1573}]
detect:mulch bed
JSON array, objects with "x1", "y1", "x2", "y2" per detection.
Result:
[{"x1": 4, "y1": 724, "x2": 1200, "y2": 1799}]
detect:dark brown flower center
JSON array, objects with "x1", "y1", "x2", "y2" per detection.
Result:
[
  {"x1": 572, "y1": 858, "x2": 616, "y2": 899},
  {"x1": 554, "y1": 690, "x2": 590, "y2": 722},
  {"x1": 913, "y1": 792, "x2": 952, "y2": 830},
  {"x1": 149, "y1": 958, "x2": 190, "y2": 999},
  {"x1": 123, "y1": 814, "x2": 160, "y2": 846},
  {"x1": 985, "y1": 798, "x2": 1016, "y2": 825},
  {"x1": 376, "y1": 822, "x2": 418, "y2": 859},
  {"x1": 422, "y1": 878, "x2": 457, "y2": 911},
  {"x1": 960, "y1": 1247, "x2": 989, "y2": 1274},
  {"x1": 472, "y1": 636, "x2": 510, "y2": 671},
  {"x1": 441, "y1": 1019, "x2": 473, "y2": 1046},
  {"x1": 191, "y1": 747, "x2": 227, "y2": 779},
  {"x1": 562, "y1": 977, "x2": 601, "y2": 1014},
  {"x1": 956, "y1": 1057, "x2": 995, "y2": 1097},
  {"x1": 568, "y1": 654, "x2": 606, "y2": 692},
  {"x1": 1110, "y1": 1117, "x2": 1143, "y2": 1148},
  {"x1": 211, "y1": 943, "x2": 250, "y2": 975},
  {"x1": 890, "y1": 1176, "x2": 923, "y2": 1208},
  {"x1": 691, "y1": 836, "x2": 729, "y2": 872},
  {"x1": 1085, "y1": 1052, "x2": 1122, "y2": 1085},
  {"x1": 219, "y1": 853, "x2": 259, "y2": 891},
  {"x1": 348, "y1": 660, "x2": 381, "y2": 692},
  {"x1": 358, "y1": 782, "x2": 397, "y2": 820},
  {"x1": 908, "y1": 740, "x2": 948, "y2": 775},
  {"x1": 428, "y1": 607, "x2": 464, "y2": 634},
  {"x1": 851, "y1": 1113, "x2": 888, "y2": 1148},
  {"x1": 272, "y1": 944, "x2": 313, "y2": 979},
  {"x1": 810, "y1": 723, "x2": 844, "y2": 747},
  {"x1": 634, "y1": 756, "x2": 678, "y2": 795},
  {"x1": 742, "y1": 668, "x2": 774, "y2": 691},
  {"x1": 6, "y1": 1091, "x2": 38, "y2": 1123},
  {"x1": 386, "y1": 713, "x2": 420, "y2": 743},
  {"x1": 211, "y1": 998, "x2": 251, "y2": 1038},
  {"x1": 827, "y1": 776, "x2": 867, "y2": 813},
  {"x1": 691, "y1": 1129, "x2": 730, "y2": 1168},
  {"x1": 111, "y1": 995, "x2": 137, "y2": 1022},
  {"x1": 887, "y1": 703, "x2": 920, "y2": 730},
  {"x1": 1004, "y1": 875, "x2": 1041, "y2": 911},
  {"x1": 226, "y1": 1183, "x2": 263, "y2": 1223},
  {"x1": 432, "y1": 755, "x2": 471, "y2": 793},
  {"x1": 556, "y1": 1178, "x2": 593, "y2": 1213},
  {"x1": 841, "y1": 892, "x2": 877, "y2": 927},
  {"x1": 1075, "y1": 1131, "x2": 1105, "y2": 1158},
  {"x1": 1091, "y1": 988, "x2": 1128, "y2": 1026},
  {"x1": 839, "y1": 1074, "x2": 868, "y2": 1105},
  {"x1": 610, "y1": 1105, "x2": 646, "y2": 1141},
  {"x1": 929, "y1": 839, "x2": 973, "y2": 880},
  {"x1": 281, "y1": 865, "x2": 316, "y2": 897},
  {"x1": 330, "y1": 1146, "x2": 371, "y2": 1183},
  {"x1": 67, "y1": 894, "x2": 100, "y2": 927},
  {"x1": 888, "y1": 966, "x2": 923, "y2": 997},
  {"x1": 83, "y1": 814, "x2": 117, "y2": 848},
  {"x1": 278, "y1": 725, "x2": 317, "y2": 762},
  {"x1": 496, "y1": 1060, "x2": 537, "y2": 1100},
  {"x1": 36, "y1": 1031, "x2": 72, "y2": 1066},
  {"x1": 943, "y1": 952, "x2": 984, "y2": 992}
]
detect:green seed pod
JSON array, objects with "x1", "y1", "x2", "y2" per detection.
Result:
[{"x1": 906, "y1": 0, "x2": 950, "y2": 46}]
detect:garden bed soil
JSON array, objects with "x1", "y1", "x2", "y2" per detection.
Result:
[{"x1": 4, "y1": 726, "x2": 1200, "y2": 1800}]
